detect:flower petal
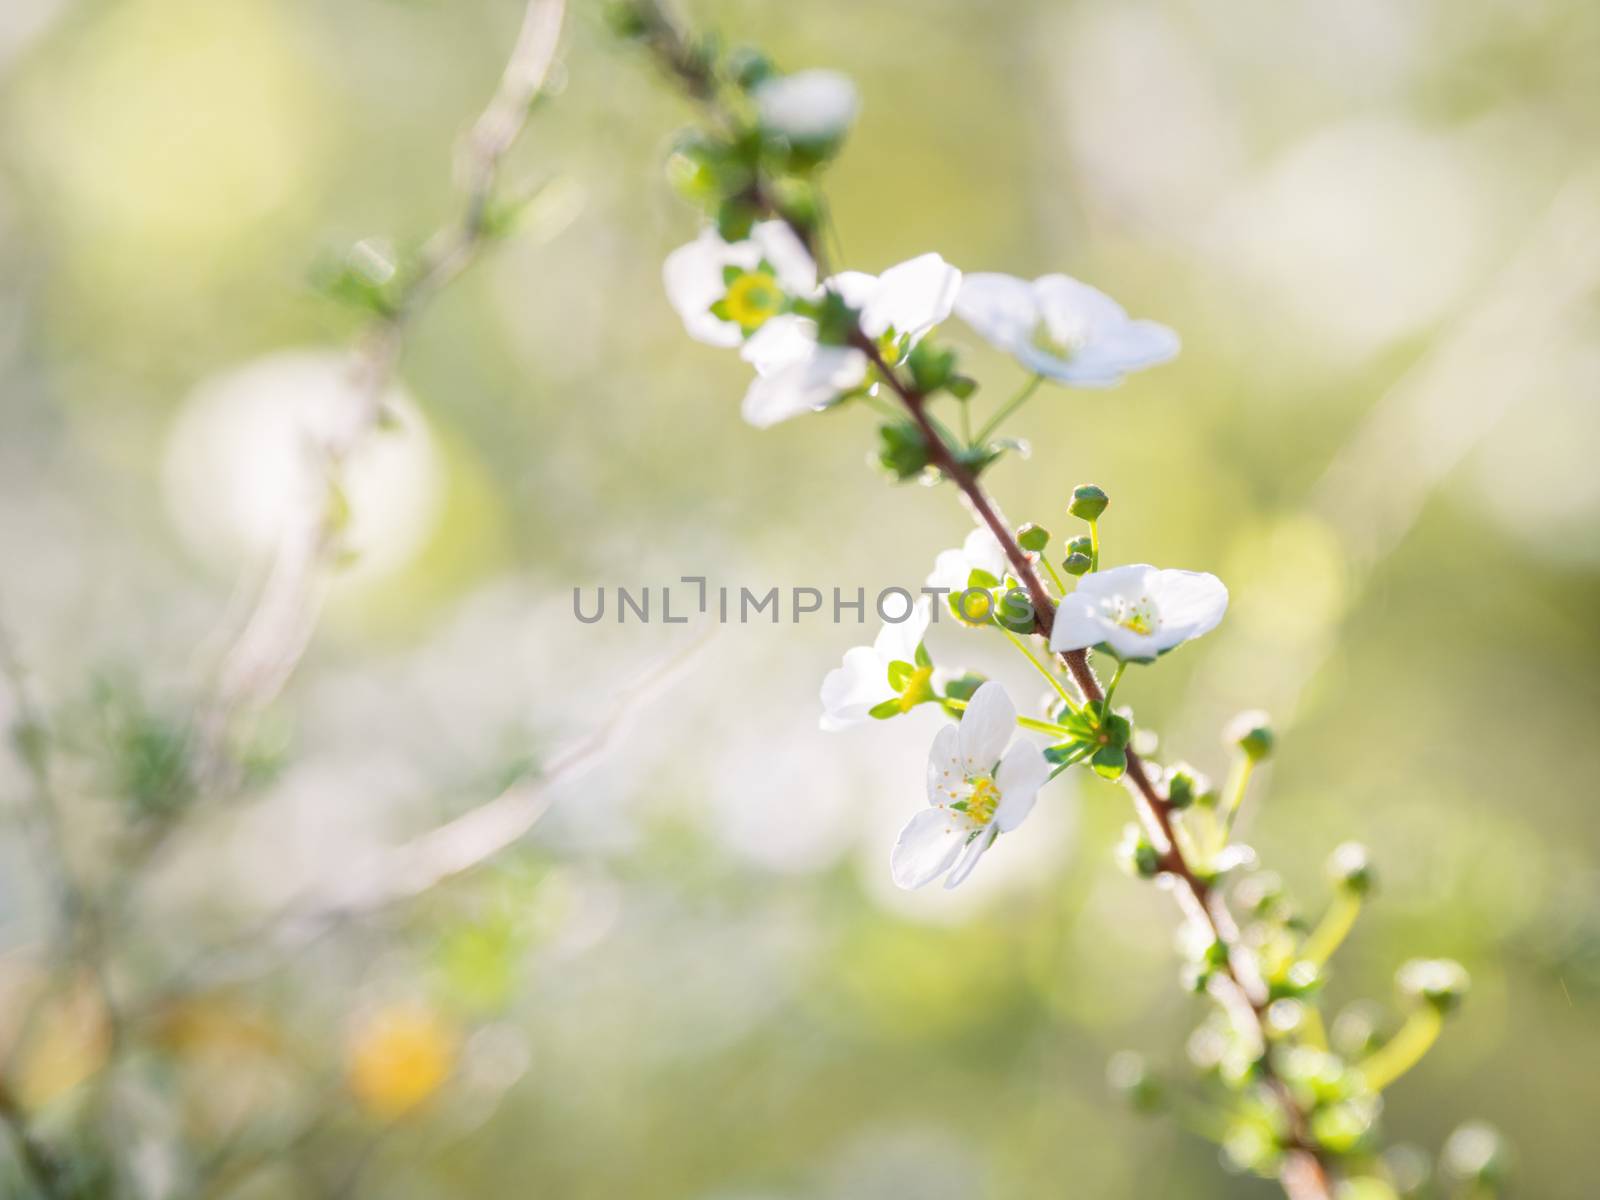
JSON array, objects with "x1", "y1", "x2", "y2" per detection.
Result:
[
  {"x1": 750, "y1": 221, "x2": 818, "y2": 294},
  {"x1": 958, "y1": 681, "x2": 1014, "y2": 773},
  {"x1": 873, "y1": 596, "x2": 931, "y2": 665},
  {"x1": 994, "y1": 742, "x2": 1050, "y2": 831},
  {"x1": 860, "y1": 253, "x2": 963, "y2": 342},
  {"x1": 954, "y1": 272, "x2": 1038, "y2": 350},
  {"x1": 960, "y1": 527, "x2": 1009, "y2": 582},
  {"x1": 1048, "y1": 591, "x2": 1107, "y2": 653},
  {"x1": 943, "y1": 824, "x2": 998, "y2": 890},
  {"x1": 890, "y1": 807, "x2": 968, "y2": 889},
  {"x1": 1149, "y1": 569, "x2": 1228, "y2": 648},
  {"x1": 740, "y1": 344, "x2": 868, "y2": 428},
  {"x1": 819, "y1": 645, "x2": 893, "y2": 731},
  {"x1": 925, "y1": 724, "x2": 963, "y2": 807},
  {"x1": 753, "y1": 69, "x2": 859, "y2": 145}
]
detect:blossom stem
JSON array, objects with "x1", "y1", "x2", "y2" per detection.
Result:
[
  {"x1": 1300, "y1": 892, "x2": 1362, "y2": 970},
  {"x1": 975, "y1": 374, "x2": 1043, "y2": 443},
  {"x1": 941, "y1": 697, "x2": 1070, "y2": 739},
  {"x1": 1357, "y1": 1005, "x2": 1443, "y2": 1094},
  {"x1": 1088, "y1": 519, "x2": 1101, "y2": 572},
  {"x1": 1101, "y1": 660, "x2": 1127, "y2": 712},
  {"x1": 1039, "y1": 554, "x2": 1068, "y2": 597},
  {"x1": 998, "y1": 623, "x2": 1081, "y2": 712},
  {"x1": 1217, "y1": 756, "x2": 1256, "y2": 848}
]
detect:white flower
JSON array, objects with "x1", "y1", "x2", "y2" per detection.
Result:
[
  {"x1": 662, "y1": 222, "x2": 816, "y2": 348},
  {"x1": 740, "y1": 253, "x2": 963, "y2": 429},
  {"x1": 891, "y1": 682, "x2": 1050, "y2": 890},
  {"x1": 1049, "y1": 564, "x2": 1228, "y2": 663},
  {"x1": 753, "y1": 69, "x2": 860, "y2": 146},
  {"x1": 954, "y1": 273, "x2": 1179, "y2": 386},
  {"x1": 926, "y1": 527, "x2": 1011, "y2": 624},
  {"x1": 819, "y1": 598, "x2": 933, "y2": 731}
]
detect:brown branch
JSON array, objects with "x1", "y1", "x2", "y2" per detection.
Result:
[
  {"x1": 627, "y1": 8, "x2": 1332, "y2": 1192},
  {"x1": 853, "y1": 336, "x2": 1331, "y2": 1198}
]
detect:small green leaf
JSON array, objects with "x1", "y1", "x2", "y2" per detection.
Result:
[
  {"x1": 1091, "y1": 745, "x2": 1127, "y2": 780},
  {"x1": 877, "y1": 421, "x2": 930, "y2": 481}
]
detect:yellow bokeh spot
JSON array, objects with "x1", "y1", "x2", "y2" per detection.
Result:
[{"x1": 346, "y1": 1005, "x2": 457, "y2": 1120}]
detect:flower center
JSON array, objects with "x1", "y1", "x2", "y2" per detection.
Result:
[
  {"x1": 721, "y1": 271, "x2": 783, "y2": 330},
  {"x1": 1108, "y1": 594, "x2": 1161, "y2": 637},
  {"x1": 896, "y1": 665, "x2": 934, "y2": 712},
  {"x1": 962, "y1": 776, "x2": 1001, "y2": 826},
  {"x1": 1030, "y1": 318, "x2": 1082, "y2": 362}
]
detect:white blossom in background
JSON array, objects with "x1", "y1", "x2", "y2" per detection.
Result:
[
  {"x1": 752, "y1": 69, "x2": 860, "y2": 146},
  {"x1": 892, "y1": 682, "x2": 1049, "y2": 890},
  {"x1": 819, "y1": 598, "x2": 934, "y2": 731},
  {"x1": 741, "y1": 253, "x2": 962, "y2": 428},
  {"x1": 955, "y1": 272, "x2": 1178, "y2": 385},
  {"x1": 926, "y1": 526, "x2": 1011, "y2": 624},
  {"x1": 1049, "y1": 564, "x2": 1228, "y2": 662},
  {"x1": 162, "y1": 350, "x2": 442, "y2": 582},
  {"x1": 662, "y1": 222, "x2": 816, "y2": 347}
]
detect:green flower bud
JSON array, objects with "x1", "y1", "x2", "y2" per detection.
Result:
[
  {"x1": 1116, "y1": 824, "x2": 1161, "y2": 879},
  {"x1": 725, "y1": 47, "x2": 776, "y2": 89},
  {"x1": 1068, "y1": 483, "x2": 1109, "y2": 521},
  {"x1": 1396, "y1": 958, "x2": 1470, "y2": 1014},
  {"x1": 1066, "y1": 534, "x2": 1093, "y2": 558},
  {"x1": 1226, "y1": 709, "x2": 1275, "y2": 761},
  {"x1": 1441, "y1": 1121, "x2": 1510, "y2": 1186},
  {"x1": 1017, "y1": 523, "x2": 1050, "y2": 553},
  {"x1": 1327, "y1": 842, "x2": 1374, "y2": 896},
  {"x1": 1062, "y1": 552, "x2": 1093, "y2": 576},
  {"x1": 1163, "y1": 762, "x2": 1208, "y2": 810},
  {"x1": 1106, "y1": 1050, "x2": 1163, "y2": 1113}
]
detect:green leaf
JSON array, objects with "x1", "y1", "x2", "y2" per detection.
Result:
[
  {"x1": 1091, "y1": 745, "x2": 1128, "y2": 780},
  {"x1": 906, "y1": 341, "x2": 957, "y2": 394},
  {"x1": 877, "y1": 421, "x2": 930, "y2": 481}
]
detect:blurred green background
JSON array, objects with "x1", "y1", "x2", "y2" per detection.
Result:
[{"x1": 0, "y1": 0, "x2": 1597, "y2": 1196}]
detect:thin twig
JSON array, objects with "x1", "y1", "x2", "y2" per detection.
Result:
[{"x1": 201, "y1": 0, "x2": 569, "y2": 753}]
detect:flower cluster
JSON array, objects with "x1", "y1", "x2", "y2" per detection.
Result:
[{"x1": 622, "y1": 10, "x2": 1498, "y2": 1197}]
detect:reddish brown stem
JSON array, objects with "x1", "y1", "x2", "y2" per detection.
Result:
[{"x1": 855, "y1": 335, "x2": 1333, "y2": 1199}]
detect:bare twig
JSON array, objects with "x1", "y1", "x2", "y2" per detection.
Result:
[
  {"x1": 148, "y1": 633, "x2": 708, "y2": 998},
  {"x1": 202, "y1": 0, "x2": 569, "y2": 752}
]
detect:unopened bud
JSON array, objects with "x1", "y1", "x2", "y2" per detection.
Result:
[
  {"x1": 1062, "y1": 552, "x2": 1092, "y2": 576},
  {"x1": 1396, "y1": 958, "x2": 1469, "y2": 1014},
  {"x1": 1163, "y1": 763, "x2": 1208, "y2": 810},
  {"x1": 1068, "y1": 484, "x2": 1109, "y2": 521},
  {"x1": 1441, "y1": 1121, "x2": 1509, "y2": 1186},
  {"x1": 1116, "y1": 824, "x2": 1161, "y2": 880},
  {"x1": 1017, "y1": 523, "x2": 1050, "y2": 553},
  {"x1": 1226, "y1": 709, "x2": 1275, "y2": 761},
  {"x1": 1106, "y1": 1050, "x2": 1163, "y2": 1113},
  {"x1": 1327, "y1": 842, "x2": 1374, "y2": 896}
]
